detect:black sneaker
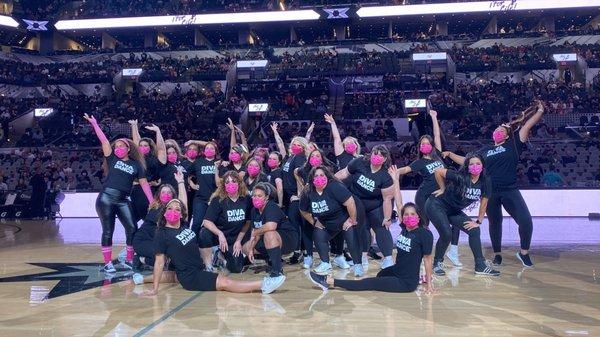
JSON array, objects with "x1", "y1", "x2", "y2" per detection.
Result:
[
  {"x1": 492, "y1": 254, "x2": 502, "y2": 266},
  {"x1": 308, "y1": 271, "x2": 329, "y2": 291},
  {"x1": 132, "y1": 255, "x2": 143, "y2": 271},
  {"x1": 433, "y1": 261, "x2": 446, "y2": 276},
  {"x1": 475, "y1": 266, "x2": 501, "y2": 276},
  {"x1": 368, "y1": 246, "x2": 382, "y2": 260},
  {"x1": 516, "y1": 252, "x2": 534, "y2": 268},
  {"x1": 288, "y1": 251, "x2": 301, "y2": 265}
]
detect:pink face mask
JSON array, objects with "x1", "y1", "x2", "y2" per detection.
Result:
[
  {"x1": 403, "y1": 215, "x2": 420, "y2": 229},
  {"x1": 267, "y1": 158, "x2": 279, "y2": 169},
  {"x1": 344, "y1": 142, "x2": 358, "y2": 154},
  {"x1": 159, "y1": 192, "x2": 173, "y2": 204},
  {"x1": 370, "y1": 154, "x2": 385, "y2": 166},
  {"x1": 225, "y1": 182, "x2": 239, "y2": 195},
  {"x1": 492, "y1": 130, "x2": 506, "y2": 143},
  {"x1": 469, "y1": 163, "x2": 483, "y2": 175},
  {"x1": 139, "y1": 145, "x2": 151, "y2": 155},
  {"x1": 291, "y1": 144, "x2": 303, "y2": 155},
  {"x1": 229, "y1": 152, "x2": 241, "y2": 163},
  {"x1": 247, "y1": 165, "x2": 260, "y2": 177},
  {"x1": 164, "y1": 209, "x2": 181, "y2": 224},
  {"x1": 186, "y1": 149, "x2": 198, "y2": 160},
  {"x1": 254, "y1": 156, "x2": 264, "y2": 163},
  {"x1": 419, "y1": 143, "x2": 433, "y2": 155},
  {"x1": 114, "y1": 147, "x2": 128, "y2": 159},
  {"x1": 252, "y1": 197, "x2": 266, "y2": 209},
  {"x1": 167, "y1": 153, "x2": 178, "y2": 164},
  {"x1": 204, "y1": 147, "x2": 216, "y2": 159},
  {"x1": 313, "y1": 175, "x2": 328, "y2": 188},
  {"x1": 309, "y1": 156, "x2": 322, "y2": 167}
]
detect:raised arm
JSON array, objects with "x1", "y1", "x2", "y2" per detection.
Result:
[
  {"x1": 129, "y1": 120, "x2": 141, "y2": 146},
  {"x1": 175, "y1": 169, "x2": 187, "y2": 209},
  {"x1": 84, "y1": 113, "x2": 111, "y2": 157},
  {"x1": 147, "y1": 124, "x2": 166, "y2": 164},
  {"x1": 429, "y1": 109, "x2": 442, "y2": 152},
  {"x1": 234, "y1": 126, "x2": 249, "y2": 150},
  {"x1": 305, "y1": 122, "x2": 315, "y2": 141},
  {"x1": 442, "y1": 151, "x2": 465, "y2": 166},
  {"x1": 270, "y1": 122, "x2": 287, "y2": 157},
  {"x1": 184, "y1": 139, "x2": 209, "y2": 148},
  {"x1": 325, "y1": 114, "x2": 344, "y2": 156},
  {"x1": 519, "y1": 101, "x2": 545, "y2": 143},
  {"x1": 227, "y1": 118, "x2": 237, "y2": 149}
]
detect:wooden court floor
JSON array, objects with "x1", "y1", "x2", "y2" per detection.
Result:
[{"x1": 0, "y1": 220, "x2": 599, "y2": 337}]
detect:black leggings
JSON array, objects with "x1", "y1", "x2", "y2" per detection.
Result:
[
  {"x1": 288, "y1": 200, "x2": 312, "y2": 254},
  {"x1": 132, "y1": 227, "x2": 155, "y2": 266},
  {"x1": 198, "y1": 228, "x2": 246, "y2": 273},
  {"x1": 334, "y1": 267, "x2": 417, "y2": 293},
  {"x1": 425, "y1": 197, "x2": 485, "y2": 267},
  {"x1": 130, "y1": 185, "x2": 149, "y2": 225},
  {"x1": 314, "y1": 226, "x2": 361, "y2": 265},
  {"x1": 487, "y1": 189, "x2": 533, "y2": 252},
  {"x1": 96, "y1": 188, "x2": 137, "y2": 246},
  {"x1": 330, "y1": 234, "x2": 345, "y2": 256},
  {"x1": 358, "y1": 198, "x2": 393, "y2": 257},
  {"x1": 416, "y1": 188, "x2": 460, "y2": 245},
  {"x1": 191, "y1": 198, "x2": 209, "y2": 236},
  {"x1": 354, "y1": 197, "x2": 368, "y2": 253}
]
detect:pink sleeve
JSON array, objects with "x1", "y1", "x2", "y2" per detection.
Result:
[
  {"x1": 141, "y1": 181, "x2": 154, "y2": 204},
  {"x1": 90, "y1": 120, "x2": 108, "y2": 143}
]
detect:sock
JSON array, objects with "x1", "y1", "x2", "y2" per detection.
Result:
[
  {"x1": 102, "y1": 246, "x2": 112, "y2": 264},
  {"x1": 449, "y1": 245, "x2": 458, "y2": 254},
  {"x1": 126, "y1": 245, "x2": 134, "y2": 263},
  {"x1": 266, "y1": 247, "x2": 282, "y2": 276}
]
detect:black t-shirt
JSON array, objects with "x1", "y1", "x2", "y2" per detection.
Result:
[
  {"x1": 409, "y1": 157, "x2": 445, "y2": 194},
  {"x1": 347, "y1": 158, "x2": 393, "y2": 207},
  {"x1": 299, "y1": 181, "x2": 352, "y2": 229},
  {"x1": 251, "y1": 200, "x2": 297, "y2": 233},
  {"x1": 158, "y1": 160, "x2": 188, "y2": 194},
  {"x1": 181, "y1": 159, "x2": 195, "y2": 177},
  {"x1": 103, "y1": 153, "x2": 146, "y2": 194},
  {"x1": 336, "y1": 152, "x2": 355, "y2": 171},
  {"x1": 204, "y1": 196, "x2": 251, "y2": 241},
  {"x1": 281, "y1": 154, "x2": 306, "y2": 197},
  {"x1": 267, "y1": 168, "x2": 283, "y2": 186},
  {"x1": 392, "y1": 227, "x2": 433, "y2": 285},
  {"x1": 218, "y1": 162, "x2": 245, "y2": 178},
  {"x1": 191, "y1": 157, "x2": 217, "y2": 201},
  {"x1": 439, "y1": 170, "x2": 491, "y2": 210},
  {"x1": 245, "y1": 173, "x2": 268, "y2": 193},
  {"x1": 137, "y1": 207, "x2": 161, "y2": 239},
  {"x1": 154, "y1": 226, "x2": 204, "y2": 284},
  {"x1": 145, "y1": 155, "x2": 160, "y2": 182},
  {"x1": 478, "y1": 131, "x2": 525, "y2": 191}
]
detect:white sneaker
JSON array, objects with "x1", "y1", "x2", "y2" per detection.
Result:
[
  {"x1": 302, "y1": 255, "x2": 313, "y2": 269},
  {"x1": 117, "y1": 249, "x2": 126, "y2": 264},
  {"x1": 380, "y1": 256, "x2": 394, "y2": 269},
  {"x1": 361, "y1": 255, "x2": 369, "y2": 269},
  {"x1": 261, "y1": 275, "x2": 286, "y2": 294},
  {"x1": 101, "y1": 262, "x2": 116, "y2": 273},
  {"x1": 313, "y1": 262, "x2": 332, "y2": 275},
  {"x1": 132, "y1": 273, "x2": 144, "y2": 285},
  {"x1": 446, "y1": 245, "x2": 463, "y2": 267},
  {"x1": 332, "y1": 255, "x2": 350, "y2": 269},
  {"x1": 353, "y1": 264, "x2": 364, "y2": 277}
]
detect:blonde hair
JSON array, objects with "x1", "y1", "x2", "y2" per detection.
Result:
[
  {"x1": 165, "y1": 139, "x2": 182, "y2": 157},
  {"x1": 289, "y1": 136, "x2": 309, "y2": 155},
  {"x1": 343, "y1": 136, "x2": 361, "y2": 156},
  {"x1": 209, "y1": 170, "x2": 248, "y2": 202}
]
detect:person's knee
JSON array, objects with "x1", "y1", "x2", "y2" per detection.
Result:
[
  {"x1": 467, "y1": 227, "x2": 481, "y2": 237},
  {"x1": 216, "y1": 274, "x2": 231, "y2": 289},
  {"x1": 263, "y1": 231, "x2": 280, "y2": 247},
  {"x1": 438, "y1": 225, "x2": 452, "y2": 240}
]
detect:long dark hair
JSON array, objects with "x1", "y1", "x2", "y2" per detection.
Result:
[
  {"x1": 499, "y1": 104, "x2": 539, "y2": 135},
  {"x1": 303, "y1": 165, "x2": 338, "y2": 196},
  {"x1": 149, "y1": 183, "x2": 176, "y2": 209},
  {"x1": 139, "y1": 137, "x2": 158, "y2": 157},
  {"x1": 417, "y1": 134, "x2": 443, "y2": 161},
  {"x1": 400, "y1": 202, "x2": 426, "y2": 228},
  {"x1": 157, "y1": 199, "x2": 188, "y2": 229},
  {"x1": 103, "y1": 138, "x2": 146, "y2": 176},
  {"x1": 301, "y1": 148, "x2": 334, "y2": 174},
  {"x1": 447, "y1": 152, "x2": 488, "y2": 200},
  {"x1": 367, "y1": 144, "x2": 391, "y2": 168}
]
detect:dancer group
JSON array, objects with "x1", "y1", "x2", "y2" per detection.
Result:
[{"x1": 83, "y1": 100, "x2": 543, "y2": 295}]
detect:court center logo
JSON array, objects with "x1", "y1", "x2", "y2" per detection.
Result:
[{"x1": 0, "y1": 262, "x2": 144, "y2": 299}]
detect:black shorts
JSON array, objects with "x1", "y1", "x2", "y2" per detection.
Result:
[
  {"x1": 178, "y1": 269, "x2": 219, "y2": 292},
  {"x1": 255, "y1": 229, "x2": 298, "y2": 255}
]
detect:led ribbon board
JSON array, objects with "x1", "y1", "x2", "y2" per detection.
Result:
[
  {"x1": 54, "y1": 10, "x2": 320, "y2": 30},
  {"x1": 237, "y1": 60, "x2": 269, "y2": 68},
  {"x1": 0, "y1": 15, "x2": 19, "y2": 28},
  {"x1": 552, "y1": 54, "x2": 577, "y2": 62},
  {"x1": 248, "y1": 103, "x2": 269, "y2": 112},
  {"x1": 412, "y1": 52, "x2": 448, "y2": 61},
  {"x1": 34, "y1": 108, "x2": 54, "y2": 117},
  {"x1": 357, "y1": 0, "x2": 600, "y2": 17}
]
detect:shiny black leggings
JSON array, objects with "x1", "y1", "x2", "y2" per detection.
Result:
[
  {"x1": 130, "y1": 185, "x2": 149, "y2": 225},
  {"x1": 96, "y1": 188, "x2": 137, "y2": 246},
  {"x1": 334, "y1": 267, "x2": 418, "y2": 293}
]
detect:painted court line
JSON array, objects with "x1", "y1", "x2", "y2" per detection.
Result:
[{"x1": 133, "y1": 292, "x2": 202, "y2": 337}]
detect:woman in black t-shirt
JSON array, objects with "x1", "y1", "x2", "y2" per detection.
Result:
[
  {"x1": 335, "y1": 145, "x2": 395, "y2": 270},
  {"x1": 242, "y1": 182, "x2": 299, "y2": 278},
  {"x1": 199, "y1": 171, "x2": 252, "y2": 273},
  {"x1": 444, "y1": 102, "x2": 544, "y2": 268},
  {"x1": 135, "y1": 198, "x2": 286, "y2": 295},
  {"x1": 324, "y1": 113, "x2": 362, "y2": 170},
  {"x1": 244, "y1": 157, "x2": 268, "y2": 193},
  {"x1": 309, "y1": 200, "x2": 434, "y2": 294},
  {"x1": 129, "y1": 120, "x2": 161, "y2": 224},
  {"x1": 84, "y1": 114, "x2": 154, "y2": 274},
  {"x1": 181, "y1": 141, "x2": 200, "y2": 215},
  {"x1": 132, "y1": 172, "x2": 186, "y2": 269},
  {"x1": 266, "y1": 151, "x2": 284, "y2": 207},
  {"x1": 156, "y1": 130, "x2": 189, "y2": 196},
  {"x1": 186, "y1": 140, "x2": 220, "y2": 236},
  {"x1": 300, "y1": 166, "x2": 363, "y2": 277},
  {"x1": 426, "y1": 153, "x2": 500, "y2": 277},
  {"x1": 219, "y1": 143, "x2": 249, "y2": 180}
]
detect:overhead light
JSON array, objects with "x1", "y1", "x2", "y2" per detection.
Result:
[
  {"x1": 357, "y1": 0, "x2": 600, "y2": 18},
  {"x1": 0, "y1": 15, "x2": 19, "y2": 28},
  {"x1": 55, "y1": 10, "x2": 320, "y2": 30}
]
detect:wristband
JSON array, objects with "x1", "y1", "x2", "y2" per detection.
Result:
[{"x1": 475, "y1": 219, "x2": 482, "y2": 224}]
